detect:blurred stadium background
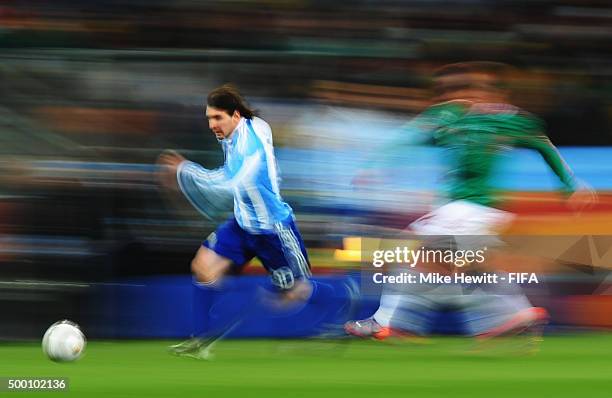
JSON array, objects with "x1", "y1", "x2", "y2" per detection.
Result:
[{"x1": 1, "y1": 0, "x2": 612, "y2": 387}]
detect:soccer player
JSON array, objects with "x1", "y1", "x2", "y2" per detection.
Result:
[
  {"x1": 345, "y1": 62, "x2": 595, "y2": 341},
  {"x1": 158, "y1": 85, "x2": 348, "y2": 356}
]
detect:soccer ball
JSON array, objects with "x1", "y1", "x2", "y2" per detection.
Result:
[{"x1": 42, "y1": 320, "x2": 86, "y2": 362}]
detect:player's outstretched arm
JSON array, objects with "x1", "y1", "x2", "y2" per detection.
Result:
[
  {"x1": 156, "y1": 149, "x2": 186, "y2": 191},
  {"x1": 518, "y1": 133, "x2": 597, "y2": 211},
  {"x1": 525, "y1": 135, "x2": 576, "y2": 192}
]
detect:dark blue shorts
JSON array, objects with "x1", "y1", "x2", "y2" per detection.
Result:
[{"x1": 203, "y1": 217, "x2": 311, "y2": 290}]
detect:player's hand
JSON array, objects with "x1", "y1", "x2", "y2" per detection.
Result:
[
  {"x1": 566, "y1": 182, "x2": 598, "y2": 213},
  {"x1": 157, "y1": 149, "x2": 185, "y2": 167},
  {"x1": 156, "y1": 150, "x2": 186, "y2": 190}
]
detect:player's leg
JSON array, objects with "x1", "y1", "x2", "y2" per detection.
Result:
[
  {"x1": 174, "y1": 218, "x2": 337, "y2": 358},
  {"x1": 255, "y1": 219, "x2": 357, "y2": 322},
  {"x1": 254, "y1": 219, "x2": 314, "y2": 304},
  {"x1": 191, "y1": 245, "x2": 231, "y2": 285},
  {"x1": 192, "y1": 218, "x2": 254, "y2": 286},
  {"x1": 461, "y1": 292, "x2": 548, "y2": 338},
  {"x1": 345, "y1": 201, "x2": 490, "y2": 339},
  {"x1": 456, "y1": 266, "x2": 549, "y2": 340},
  {"x1": 345, "y1": 264, "x2": 448, "y2": 340},
  {"x1": 447, "y1": 202, "x2": 548, "y2": 343},
  {"x1": 344, "y1": 205, "x2": 453, "y2": 339},
  {"x1": 169, "y1": 218, "x2": 253, "y2": 357},
  {"x1": 459, "y1": 289, "x2": 549, "y2": 354}
]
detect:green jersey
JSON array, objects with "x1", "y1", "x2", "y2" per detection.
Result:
[{"x1": 421, "y1": 100, "x2": 577, "y2": 207}]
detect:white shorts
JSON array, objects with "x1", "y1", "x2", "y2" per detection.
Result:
[{"x1": 409, "y1": 200, "x2": 515, "y2": 249}]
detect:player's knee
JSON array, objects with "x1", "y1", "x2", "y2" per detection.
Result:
[
  {"x1": 191, "y1": 258, "x2": 221, "y2": 285},
  {"x1": 282, "y1": 279, "x2": 312, "y2": 302}
]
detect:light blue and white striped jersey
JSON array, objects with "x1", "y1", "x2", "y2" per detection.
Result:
[{"x1": 176, "y1": 116, "x2": 293, "y2": 233}]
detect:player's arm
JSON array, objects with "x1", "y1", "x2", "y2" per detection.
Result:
[
  {"x1": 153, "y1": 150, "x2": 233, "y2": 222},
  {"x1": 156, "y1": 149, "x2": 229, "y2": 191},
  {"x1": 177, "y1": 129, "x2": 264, "y2": 195},
  {"x1": 156, "y1": 149, "x2": 230, "y2": 212},
  {"x1": 516, "y1": 132, "x2": 597, "y2": 210},
  {"x1": 156, "y1": 150, "x2": 186, "y2": 191},
  {"x1": 176, "y1": 161, "x2": 230, "y2": 191},
  {"x1": 516, "y1": 133, "x2": 577, "y2": 195}
]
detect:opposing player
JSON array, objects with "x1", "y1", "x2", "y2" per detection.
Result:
[
  {"x1": 158, "y1": 85, "x2": 349, "y2": 357},
  {"x1": 345, "y1": 62, "x2": 595, "y2": 342}
]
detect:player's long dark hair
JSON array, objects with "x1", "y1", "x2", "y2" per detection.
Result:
[{"x1": 207, "y1": 84, "x2": 257, "y2": 119}]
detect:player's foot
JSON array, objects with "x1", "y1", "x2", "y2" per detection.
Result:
[
  {"x1": 344, "y1": 317, "x2": 426, "y2": 342},
  {"x1": 171, "y1": 320, "x2": 242, "y2": 360},
  {"x1": 180, "y1": 343, "x2": 215, "y2": 360},
  {"x1": 169, "y1": 338, "x2": 216, "y2": 360},
  {"x1": 168, "y1": 337, "x2": 205, "y2": 355},
  {"x1": 344, "y1": 318, "x2": 394, "y2": 340},
  {"x1": 476, "y1": 307, "x2": 550, "y2": 340},
  {"x1": 473, "y1": 307, "x2": 550, "y2": 355},
  {"x1": 312, "y1": 278, "x2": 362, "y2": 338}
]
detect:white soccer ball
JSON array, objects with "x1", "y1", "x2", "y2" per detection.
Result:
[{"x1": 42, "y1": 320, "x2": 86, "y2": 362}]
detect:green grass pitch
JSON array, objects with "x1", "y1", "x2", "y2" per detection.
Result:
[{"x1": 1, "y1": 335, "x2": 611, "y2": 397}]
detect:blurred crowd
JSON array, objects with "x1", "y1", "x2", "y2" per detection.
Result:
[{"x1": 1, "y1": 0, "x2": 612, "y2": 142}]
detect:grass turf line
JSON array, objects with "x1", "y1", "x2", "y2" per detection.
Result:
[{"x1": 1, "y1": 335, "x2": 611, "y2": 398}]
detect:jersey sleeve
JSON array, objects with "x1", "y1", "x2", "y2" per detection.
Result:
[
  {"x1": 513, "y1": 122, "x2": 577, "y2": 194},
  {"x1": 176, "y1": 161, "x2": 233, "y2": 220},
  {"x1": 178, "y1": 161, "x2": 228, "y2": 185}
]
